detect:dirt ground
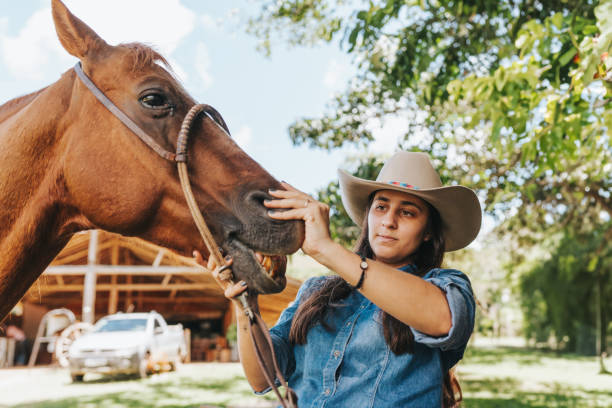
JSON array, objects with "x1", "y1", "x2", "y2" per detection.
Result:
[{"x1": 0, "y1": 363, "x2": 276, "y2": 408}]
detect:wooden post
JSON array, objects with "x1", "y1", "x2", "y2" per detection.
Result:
[
  {"x1": 125, "y1": 250, "x2": 133, "y2": 312},
  {"x1": 82, "y1": 230, "x2": 98, "y2": 324},
  {"x1": 108, "y1": 241, "x2": 119, "y2": 314}
]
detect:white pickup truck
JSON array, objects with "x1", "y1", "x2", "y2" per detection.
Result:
[{"x1": 67, "y1": 311, "x2": 187, "y2": 382}]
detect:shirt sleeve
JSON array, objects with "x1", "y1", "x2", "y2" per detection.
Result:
[
  {"x1": 410, "y1": 268, "x2": 475, "y2": 352},
  {"x1": 253, "y1": 276, "x2": 327, "y2": 395}
]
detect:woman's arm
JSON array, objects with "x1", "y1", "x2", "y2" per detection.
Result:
[
  {"x1": 193, "y1": 251, "x2": 270, "y2": 391},
  {"x1": 265, "y1": 183, "x2": 452, "y2": 337}
]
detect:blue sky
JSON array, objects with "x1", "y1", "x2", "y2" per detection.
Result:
[{"x1": 0, "y1": 0, "x2": 402, "y2": 195}]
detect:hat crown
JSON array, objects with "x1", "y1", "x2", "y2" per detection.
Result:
[{"x1": 376, "y1": 152, "x2": 442, "y2": 189}]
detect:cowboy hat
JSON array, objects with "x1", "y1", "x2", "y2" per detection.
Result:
[{"x1": 338, "y1": 151, "x2": 481, "y2": 251}]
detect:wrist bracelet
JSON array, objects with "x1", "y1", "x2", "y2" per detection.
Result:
[{"x1": 350, "y1": 256, "x2": 368, "y2": 290}]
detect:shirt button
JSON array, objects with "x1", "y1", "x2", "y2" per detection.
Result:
[
  {"x1": 346, "y1": 322, "x2": 351, "y2": 327},
  {"x1": 360, "y1": 305, "x2": 365, "y2": 309},
  {"x1": 333, "y1": 350, "x2": 340, "y2": 357},
  {"x1": 324, "y1": 388, "x2": 331, "y2": 395}
]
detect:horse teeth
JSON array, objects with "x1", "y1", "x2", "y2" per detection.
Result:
[{"x1": 262, "y1": 256, "x2": 272, "y2": 273}]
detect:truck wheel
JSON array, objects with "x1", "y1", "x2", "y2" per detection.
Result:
[
  {"x1": 138, "y1": 352, "x2": 151, "y2": 379},
  {"x1": 71, "y1": 374, "x2": 84, "y2": 382},
  {"x1": 169, "y1": 351, "x2": 181, "y2": 372}
]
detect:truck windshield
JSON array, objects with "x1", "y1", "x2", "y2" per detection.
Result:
[{"x1": 94, "y1": 319, "x2": 148, "y2": 332}]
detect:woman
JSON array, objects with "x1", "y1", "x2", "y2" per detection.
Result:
[{"x1": 197, "y1": 151, "x2": 481, "y2": 407}]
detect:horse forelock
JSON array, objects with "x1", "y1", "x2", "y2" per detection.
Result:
[{"x1": 117, "y1": 42, "x2": 170, "y2": 74}]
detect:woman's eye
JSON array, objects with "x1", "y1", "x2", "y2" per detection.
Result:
[
  {"x1": 401, "y1": 210, "x2": 414, "y2": 217},
  {"x1": 139, "y1": 93, "x2": 170, "y2": 109}
]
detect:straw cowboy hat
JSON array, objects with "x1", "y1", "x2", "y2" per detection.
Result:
[{"x1": 338, "y1": 151, "x2": 482, "y2": 251}]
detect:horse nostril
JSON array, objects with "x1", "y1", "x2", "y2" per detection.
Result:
[{"x1": 245, "y1": 190, "x2": 271, "y2": 208}]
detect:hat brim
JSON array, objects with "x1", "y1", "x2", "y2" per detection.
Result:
[{"x1": 338, "y1": 169, "x2": 481, "y2": 251}]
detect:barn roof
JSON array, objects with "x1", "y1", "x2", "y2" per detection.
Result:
[{"x1": 22, "y1": 230, "x2": 301, "y2": 326}]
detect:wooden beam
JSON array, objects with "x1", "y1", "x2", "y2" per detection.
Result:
[
  {"x1": 108, "y1": 275, "x2": 118, "y2": 314},
  {"x1": 82, "y1": 230, "x2": 98, "y2": 324},
  {"x1": 51, "y1": 241, "x2": 115, "y2": 265},
  {"x1": 152, "y1": 249, "x2": 165, "y2": 267},
  {"x1": 109, "y1": 239, "x2": 119, "y2": 314},
  {"x1": 43, "y1": 265, "x2": 206, "y2": 275},
  {"x1": 31, "y1": 283, "x2": 221, "y2": 293}
]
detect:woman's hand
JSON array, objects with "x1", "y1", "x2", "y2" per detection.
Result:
[
  {"x1": 264, "y1": 182, "x2": 333, "y2": 258},
  {"x1": 193, "y1": 250, "x2": 248, "y2": 300}
]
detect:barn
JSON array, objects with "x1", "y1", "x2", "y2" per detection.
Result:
[{"x1": 5, "y1": 230, "x2": 301, "y2": 366}]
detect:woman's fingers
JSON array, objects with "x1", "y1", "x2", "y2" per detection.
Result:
[
  {"x1": 193, "y1": 250, "x2": 249, "y2": 300},
  {"x1": 193, "y1": 250, "x2": 206, "y2": 267},
  {"x1": 267, "y1": 208, "x2": 308, "y2": 220},
  {"x1": 225, "y1": 281, "x2": 248, "y2": 298},
  {"x1": 264, "y1": 197, "x2": 313, "y2": 209}
]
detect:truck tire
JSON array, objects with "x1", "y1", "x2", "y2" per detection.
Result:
[
  {"x1": 138, "y1": 352, "x2": 151, "y2": 379},
  {"x1": 71, "y1": 374, "x2": 84, "y2": 382},
  {"x1": 169, "y1": 350, "x2": 181, "y2": 372}
]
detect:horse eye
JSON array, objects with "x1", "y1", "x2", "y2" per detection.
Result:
[{"x1": 139, "y1": 92, "x2": 170, "y2": 109}]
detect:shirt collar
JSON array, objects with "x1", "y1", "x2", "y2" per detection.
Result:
[{"x1": 398, "y1": 263, "x2": 418, "y2": 274}]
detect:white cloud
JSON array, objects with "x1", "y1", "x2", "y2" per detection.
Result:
[
  {"x1": 195, "y1": 42, "x2": 213, "y2": 89},
  {"x1": 0, "y1": 16, "x2": 8, "y2": 34},
  {"x1": 200, "y1": 14, "x2": 217, "y2": 30},
  {"x1": 1, "y1": 7, "x2": 70, "y2": 80},
  {"x1": 0, "y1": 1, "x2": 195, "y2": 80},
  {"x1": 323, "y1": 59, "x2": 348, "y2": 89},
  {"x1": 234, "y1": 125, "x2": 252, "y2": 149},
  {"x1": 62, "y1": 0, "x2": 195, "y2": 55}
]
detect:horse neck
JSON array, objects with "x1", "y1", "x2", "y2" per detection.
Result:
[{"x1": 0, "y1": 70, "x2": 90, "y2": 319}]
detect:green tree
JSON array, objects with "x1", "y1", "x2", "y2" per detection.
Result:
[
  {"x1": 247, "y1": 0, "x2": 612, "y2": 364},
  {"x1": 520, "y1": 226, "x2": 612, "y2": 358}
]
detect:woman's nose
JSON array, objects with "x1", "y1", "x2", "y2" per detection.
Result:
[{"x1": 381, "y1": 212, "x2": 397, "y2": 229}]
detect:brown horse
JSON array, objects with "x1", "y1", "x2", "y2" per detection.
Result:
[{"x1": 0, "y1": 0, "x2": 304, "y2": 321}]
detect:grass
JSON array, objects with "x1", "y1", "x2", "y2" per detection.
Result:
[
  {"x1": 458, "y1": 345, "x2": 612, "y2": 407},
  {"x1": 1, "y1": 346, "x2": 610, "y2": 407}
]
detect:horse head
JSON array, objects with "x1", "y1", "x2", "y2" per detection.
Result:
[{"x1": 49, "y1": 0, "x2": 304, "y2": 294}]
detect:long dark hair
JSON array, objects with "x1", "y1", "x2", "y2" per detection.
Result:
[{"x1": 288, "y1": 192, "x2": 462, "y2": 407}]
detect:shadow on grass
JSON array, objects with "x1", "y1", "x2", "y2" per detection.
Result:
[
  {"x1": 10, "y1": 375, "x2": 256, "y2": 408},
  {"x1": 462, "y1": 346, "x2": 594, "y2": 366},
  {"x1": 462, "y1": 375, "x2": 612, "y2": 408}
]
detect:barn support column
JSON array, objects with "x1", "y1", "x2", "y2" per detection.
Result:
[
  {"x1": 82, "y1": 230, "x2": 98, "y2": 324},
  {"x1": 108, "y1": 240, "x2": 119, "y2": 314}
]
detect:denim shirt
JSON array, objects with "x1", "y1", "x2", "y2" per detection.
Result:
[{"x1": 259, "y1": 265, "x2": 475, "y2": 408}]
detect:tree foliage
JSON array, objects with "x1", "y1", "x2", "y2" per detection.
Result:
[
  {"x1": 249, "y1": 0, "x2": 611, "y2": 226},
  {"x1": 520, "y1": 225, "x2": 612, "y2": 353}
]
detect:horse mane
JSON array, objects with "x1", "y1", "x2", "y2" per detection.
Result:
[
  {"x1": 118, "y1": 42, "x2": 170, "y2": 74},
  {"x1": 0, "y1": 89, "x2": 47, "y2": 125}
]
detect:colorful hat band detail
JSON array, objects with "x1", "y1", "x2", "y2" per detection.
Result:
[{"x1": 388, "y1": 181, "x2": 419, "y2": 190}]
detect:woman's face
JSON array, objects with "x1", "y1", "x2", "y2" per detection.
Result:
[{"x1": 367, "y1": 189, "x2": 430, "y2": 268}]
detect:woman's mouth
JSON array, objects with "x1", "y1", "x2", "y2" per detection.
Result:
[{"x1": 376, "y1": 234, "x2": 397, "y2": 243}]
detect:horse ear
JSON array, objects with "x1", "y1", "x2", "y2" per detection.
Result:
[{"x1": 51, "y1": 0, "x2": 109, "y2": 60}]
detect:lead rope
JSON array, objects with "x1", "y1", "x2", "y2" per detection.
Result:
[{"x1": 177, "y1": 104, "x2": 297, "y2": 408}]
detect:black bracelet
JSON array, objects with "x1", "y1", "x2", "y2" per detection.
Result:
[{"x1": 350, "y1": 256, "x2": 368, "y2": 290}]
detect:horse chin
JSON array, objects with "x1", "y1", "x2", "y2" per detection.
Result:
[{"x1": 222, "y1": 240, "x2": 288, "y2": 294}]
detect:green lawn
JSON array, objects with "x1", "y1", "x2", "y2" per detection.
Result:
[
  {"x1": 459, "y1": 346, "x2": 612, "y2": 407},
  {"x1": 1, "y1": 346, "x2": 610, "y2": 407}
]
